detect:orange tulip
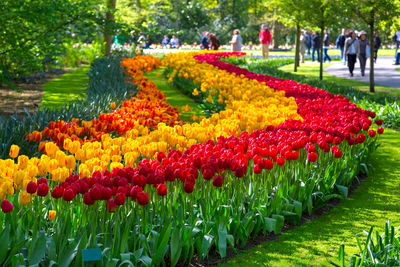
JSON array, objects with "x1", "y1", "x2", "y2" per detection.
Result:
[{"x1": 9, "y1": 145, "x2": 19, "y2": 158}]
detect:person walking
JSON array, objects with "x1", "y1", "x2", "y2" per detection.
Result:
[
  {"x1": 201, "y1": 31, "x2": 210, "y2": 50},
  {"x1": 311, "y1": 31, "x2": 321, "y2": 62},
  {"x1": 306, "y1": 30, "x2": 312, "y2": 55},
  {"x1": 344, "y1": 31, "x2": 360, "y2": 77},
  {"x1": 259, "y1": 24, "x2": 271, "y2": 59},
  {"x1": 209, "y1": 33, "x2": 220, "y2": 50},
  {"x1": 323, "y1": 29, "x2": 332, "y2": 63},
  {"x1": 373, "y1": 32, "x2": 381, "y2": 63},
  {"x1": 336, "y1": 28, "x2": 347, "y2": 64},
  {"x1": 229, "y1": 29, "x2": 242, "y2": 52},
  {"x1": 358, "y1": 31, "x2": 369, "y2": 77},
  {"x1": 392, "y1": 30, "x2": 400, "y2": 65},
  {"x1": 300, "y1": 30, "x2": 307, "y2": 63}
]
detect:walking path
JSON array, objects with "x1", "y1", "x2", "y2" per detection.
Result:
[
  {"x1": 324, "y1": 56, "x2": 400, "y2": 89},
  {"x1": 220, "y1": 129, "x2": 400, "y2": 266}
]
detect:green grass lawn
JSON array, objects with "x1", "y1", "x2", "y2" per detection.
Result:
[
  {"x1": 278, "y1": 63, "x2": 400, "y2": 96},
  {"x1": 41, "y1": 66, "x2": 89, "y2": 109},
  {"x1": 220, "y1": 129, "x2": 400, "y2": 266},
  {"x1": 144, "y1": 69, "x2": 203, "y2": 122}
]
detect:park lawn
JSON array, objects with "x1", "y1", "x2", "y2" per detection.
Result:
[
  {"x1": 278, "y1": 63, "x2": 400, "y2": 97},
  {"x1": 219, "y1": 128, "x2": 400, "y2": 267},
  {"x1": 41, "y1": 66, "x2": 89, "y2": 109},
  {"x1": 144, "y1": 69, "x2": 203, "y2": 122}
]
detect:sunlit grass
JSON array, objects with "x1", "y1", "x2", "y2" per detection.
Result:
[
  {"x1": 41, "y1": 66, "x2": 89, "y2": 109},
  {"x1": 144, "y1": 69, "x2": 203, "y2": 122}
]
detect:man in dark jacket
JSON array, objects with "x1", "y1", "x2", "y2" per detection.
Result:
[
  {"x1": 311, "y1": 31, "x2": 320, "y2": 62},
  {"x1": 336, "y1": 28, "x2": 347, "y2": 64},
  {"x1": 373, "y1": 32, "x2": 381, "y2": 63}
]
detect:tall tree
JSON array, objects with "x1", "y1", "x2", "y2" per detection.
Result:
[
  {"x1": 270, "y1": 0, "x2": 308, "y2": 72},
  {"x1": 343, "y1": 0, "x2": 400, "y2": 92},
  {"x1": 301, "y1": 0, "x2": 339, "y2": 80},
  {"x1": 105, "y1": 0, "x2": 117, "y2": 56}
]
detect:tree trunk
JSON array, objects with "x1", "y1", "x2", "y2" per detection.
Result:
[
  {"x1": 369, "y1": 19, "x2": 375, "y2": 92},
  {"x1": 175, "y1": 0, "x2": 179, "y2": 30},
  {"x1": 105, "y1": 0, "x2": 116, "y2": 56},
  {"x1": 319, "y1": 13, "x2": 324, "y2": 80},
  {"x1": 294, "y1": 23, "x2": 301, "y2": 72},
  {"x1": 272, "y1": 20, "x2": 280, "y2": 49}
]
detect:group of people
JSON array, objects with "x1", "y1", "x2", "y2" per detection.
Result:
[
  {"x1": 161, "y1": 35, "x2": 180, "y2": 48},
  {"x1": 299, "y1": 28, "x2": 384, "y2": 77},
  {"x1": 336, "y1": 29, "x2": 382, "y2": 77},
  {"x1": 200, "y1": 30, "x2": 242, "y2": 52},
  {"x1": 299, "y1": 30, "x2": 333, "y2": 64},
  {"x1": 200, "y1": 24, "x2": 272, "y2": 59}
]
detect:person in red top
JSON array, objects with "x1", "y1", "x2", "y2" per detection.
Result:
[{"x1": 259, "y1": 24, "x2": 272, "y2": 59}]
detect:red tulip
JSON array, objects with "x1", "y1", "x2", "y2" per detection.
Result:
[
  {"x1": 137, "y1": 192, "x2": 149, "y2": 206},
  {"x1": 212, "y1": 175, "x2": 223, "y2": 187},
  {"x1": 26, "y1": 182, "x2": 37, "y2": 194},
  {"x1": 184, "y1": 182, "x2": 194, "y2": 194},
  {"x1": 307, "y1": 152, "x2": 318, "y2": 162},
  {"x1": 83, "y1": 192, "x2": 95, "y2": 205},
  {"x1": 106, "y1": 199, "x2": 118, "y2": 213},
  {"x1": 115, "y1": 193, "x2": 126, "y2": 206},
  {"x1": 37, "y1": 183, "x2": 49, "y2": 197},
  {"x1": 376, "y1": 119, "x2": 383, "y2": 126},
  {"x1": 51, "y1": 186, "x2": 64, "y2": 199},
  {"x1": 1, "y1": 200, "x2": 13, "y2": 213},
  {"x1": 130, "y1": 185, "x2": 143, "y2": 201},
  {"x1": 62, "y1": 188, "x2": 75, "y2": 201},
  {"x1": 377, "y1": 127, "x2": 384, "y2": 134},
  {"x1": 368, "y1": 129, "x2": 376, "y2": 137},
  {"x1": 156, "y1": 184, "x2": 167, "y2": 196}
]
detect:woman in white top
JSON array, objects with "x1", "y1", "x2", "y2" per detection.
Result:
[
  {"x1": 344, "y1": 31, "x2": 360, "y2": 77},
  {"x1": 300, "y1": 31, "x2": 307, "y2": 63},
  {"x1": 229, "y1": 29, "x2": 242, "y2": 52}
]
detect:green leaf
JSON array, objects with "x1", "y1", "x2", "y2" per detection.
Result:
[
  {"x1": 218, "y1": 223, "x2": 227, "y2": 258},
  {"x1": 152, "y1": 221, "x2": 172, "y2": 265},
  {"x1": 293, "y1": 201, "x2": 302, "y2": 219},
  {"x1": 170, "y1": 227, "x2": 182, "y2": 267},
  {"x1": 272, "y1": 215, "x2": 285, "y2": 234},
  {"x1": 335, "y1": 184, "x2": 348, "y2": 199},
  {"x1": 0, "y1": 227, "x2": 10, "y2": 264},
  {"x1": 28, "y1": 232, "x2": 47, "y2": 266},
  {"x1": 201, "y1": 234, "x2": 214, "y2": 259},
  {"x1": 264, "y1": 218, "x2": 277, "y2": 233}
]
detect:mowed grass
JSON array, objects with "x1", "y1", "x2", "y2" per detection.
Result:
[
  {"x1": 278, "y1": 63, "x2": 400, "y2": 96},
  {"x1": 41, "y1": 66, "x2": 89, "y2": 109},
  {"x1": 220, "y1": 129, "x2": 400, "y2": 267},
  {"x1": 144, "y1": 69, "x2": 203, "y2": 122}
]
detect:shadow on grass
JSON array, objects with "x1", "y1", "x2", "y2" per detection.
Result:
[{"x1": 219, "y1": 130, "x2": 400, "y2": 267}]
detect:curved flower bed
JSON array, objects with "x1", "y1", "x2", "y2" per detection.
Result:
[{"x1": 0, "y1": 52, "x2": 384, "y2": 266}]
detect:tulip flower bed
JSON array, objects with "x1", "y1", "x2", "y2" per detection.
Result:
[
  {"x1": 221, "y1": 55, "x2": 400, "y2": 130},
  {"x1": 0, "y1": 51, "x2": 384, "y2": 266}
]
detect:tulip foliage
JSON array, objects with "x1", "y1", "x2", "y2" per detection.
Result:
[{"x1": 0, "y1": 51, "x2": 383, "y2": 266}]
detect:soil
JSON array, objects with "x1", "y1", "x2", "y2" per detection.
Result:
[
  {"x1": 0, "y1": 69, "x2": 74, "y2": 118},
  {"x1": 190, "y1": 174, "x2": 367, "y2": 267}
]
